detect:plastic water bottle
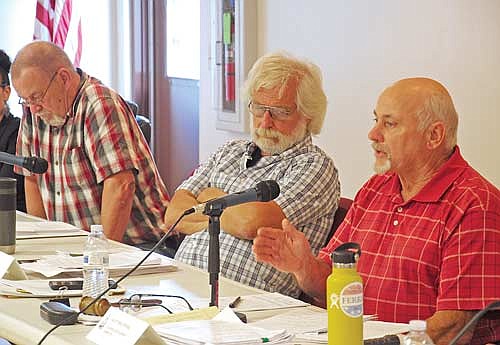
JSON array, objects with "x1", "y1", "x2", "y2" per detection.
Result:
[
  {"x1": 327, "y1": 242, "x2": 363, "y2": 345},
  {"x1": 402, "y1": 320, "x2": 435, "y2": 345},
  {"x1": 82, "y1": 225, "x2": 110, "y2": 298}
]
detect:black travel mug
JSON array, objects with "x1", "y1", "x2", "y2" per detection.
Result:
[{"x1": 0, "y1": 178, "x2": 16, "y2": 254}]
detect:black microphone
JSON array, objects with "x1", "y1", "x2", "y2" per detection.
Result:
[
  {"x1": 187, "y1": 180, "x2": 280, "y2": 215},
  {"x1": 0, "y1": 151, "x2": 48, "y2": 174},
  {"x1": 449, "y1": 301, "x2": 500, "y2": 345}
]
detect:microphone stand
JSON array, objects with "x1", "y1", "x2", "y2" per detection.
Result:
[{"x1": 205, "y1": 204, "x2": 224, "y2": 307}]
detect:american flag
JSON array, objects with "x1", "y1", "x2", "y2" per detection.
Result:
[{"x1": 33, "y1": 0, "x2": 82, "y2": 67}]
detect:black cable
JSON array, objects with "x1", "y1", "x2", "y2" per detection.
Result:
[
  {"x1": 37, "y1": 210, "x2": 190, "y2": 345},
  {"x1": 449, "y1": 300, "x2": 500, "y2": 345}
]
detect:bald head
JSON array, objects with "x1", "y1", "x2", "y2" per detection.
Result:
[
  {"x1": 382, "y1": 77, "x2": 458, "y2": 151},
  {"x1": 11, "y1": 41, "x2": 74, "y2": 80}
]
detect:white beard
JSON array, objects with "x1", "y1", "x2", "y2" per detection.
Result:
[
  {"x1": 371, "y1": 142, "x2": 392, "y2": 174},
  {"x1": 252, "y1": 120, "x2": 308, "y2": 155},
  {"x1": 36, "y1": 110, "x2": 67, "y2": 127}
]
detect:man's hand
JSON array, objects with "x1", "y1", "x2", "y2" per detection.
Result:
[
  {"x1": 253, "y1": 219, "x2": 312, "y2": 274},
  {"x1": 253, "y1": 218, "x2": 331, "y2": 305}
]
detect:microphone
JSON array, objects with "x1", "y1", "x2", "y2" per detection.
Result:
[
  {"x1": 0, "y1": 152, "x2": 48, "y2": 174},
  {"x1": 449, "y1": 300, "x2": 500, "y2": 345},
  {"x1": 188, "y1": 180, "x2": 280, "y2": 215}
]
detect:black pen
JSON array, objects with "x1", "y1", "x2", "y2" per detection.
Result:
[{"x1": 229, "y1": 296, "x2": 241, "y2": 308}]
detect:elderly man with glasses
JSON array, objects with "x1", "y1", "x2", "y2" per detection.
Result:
[
  {"x1": 165, "y1": 51, "x2": 340, "y2": 298},
  {"x1": 10, "y1": 41, "x2": 171, "y2": 250}
]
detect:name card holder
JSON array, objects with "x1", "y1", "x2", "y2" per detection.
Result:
[
  {"x1": 0, "y1": 251, "x2": 28, "y2": 280},
  {"x1": 86, "y1": 307, "x2": 165, "y2": 345}
]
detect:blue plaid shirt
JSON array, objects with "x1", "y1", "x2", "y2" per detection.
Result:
[{"x1": 175, "y1": 136, "x2": 340, "y2": 298}]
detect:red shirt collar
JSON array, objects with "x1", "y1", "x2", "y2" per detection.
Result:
[{"x1": 383, "y1": 146, "x2": 469, "y2": 203}]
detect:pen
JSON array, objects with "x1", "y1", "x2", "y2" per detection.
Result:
[{"x1": 229, "y1": 296, "x2": 241, "y2": 308}]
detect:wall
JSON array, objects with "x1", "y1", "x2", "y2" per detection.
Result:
[
  {"x1": 200, "y1": 0, "x2": 500, "y2": 198},
  {"x1": 0, "y1": 0, "x2": 130, "y2": 117}
]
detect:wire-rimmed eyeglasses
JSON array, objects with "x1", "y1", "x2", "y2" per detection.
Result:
[
  {"x1": 114, "y1": 293, "x2": 194, "y2": 314},
  {"x1": 18, "y1": 71, "x2": 58, "y2": 107},
  {"x1": 248, "y1": 101, "x2": 295, "y2": 121}
]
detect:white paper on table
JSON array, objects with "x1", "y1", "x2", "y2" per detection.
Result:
[
  {"x1": 0, "y1": 279, "x2": 82, "y2": 297},
  {"x1": 154, "y1": 308, "x2": 291, "y2": 345},
  {"x1": 16, "y1": 221, "x2": 86, "y2": 239},
  {"x1": 20, "y1": 251, "x2": 175, "y2": 277},
  {"x1": 190, "y1": 292, "x2": 310, "y2": 312}
]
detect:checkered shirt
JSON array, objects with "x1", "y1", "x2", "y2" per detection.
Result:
[
  {"x1": 15, "y1": 70, "x2": 170, "y2": 245},
  {"x1": 175, "y1": 137, "x2": 340, "y2": 298},
  {"x1": 319, "y1": 147, "x2": 500, "y2": 344}
]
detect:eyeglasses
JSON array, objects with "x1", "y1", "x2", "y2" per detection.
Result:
[
  {"x1": 114, "y1": 294, "x2": 194, "y2": 314},
  {"x1": 18, "y1": 71, "x2": 58, "y2": 107},
  {"x1": 248, "y1": 101, "x2": 295, "y2": 121}
]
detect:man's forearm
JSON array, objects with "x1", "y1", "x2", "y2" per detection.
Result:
[
  {"x1": 24, "y1": 175, "x2": 47, "y2": 219},
  {"x1": 294, "y1": 255, "x2": 331, "y2": 307},
  {"x1": 101, "y1": 172, "x2": 135, "y2": 242},
  {"x1": 165, "y1": 189, "x2": 209, "y2": 234}
]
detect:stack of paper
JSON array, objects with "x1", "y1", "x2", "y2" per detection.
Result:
[
  {"x1": 252, "y1": 308, "x2": 408, "y2": 343},
  {"x1": 16, "y1": 221, "x2": 86, "y2": 239},
  {"x1": 154, "y1": 308, "x2": 292, "y2": 345},
  {"x1": 20, "y1": 251, "x2": 177, "y2": 278}
]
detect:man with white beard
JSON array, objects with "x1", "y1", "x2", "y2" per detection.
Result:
[
  {"x1": 11, "y1": 41, "x2": 170, "y2": 249},
  {"x1": 165, "y1": 52, "x2": 340, "y2": 298},
  {"x1": 252, "y1": 78, "x2": 500, "y2": 345}
]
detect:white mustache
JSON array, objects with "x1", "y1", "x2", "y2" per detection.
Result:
[{"x1": 371, "y1": 142, "x2": 388, "y2": 153}]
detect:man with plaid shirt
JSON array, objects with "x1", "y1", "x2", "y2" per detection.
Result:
[
  {"x1": 253, "y1": 78, "x2": 500, "y2": 344},
  {"x1": 11, "y1": 41, "x2": 170, "y2": 247},
  {"x1": 165, "y1": 52, "x2": 340, "y2": 298}
]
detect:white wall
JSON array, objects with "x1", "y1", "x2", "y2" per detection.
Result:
[
  {"x1": 0, "y1": 0, "x2": 130, "y2": 117},
  {"x1": 200, "y1": 0, "x2": 500, "y2": 198}
]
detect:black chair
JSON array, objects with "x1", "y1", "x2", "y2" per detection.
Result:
[
  {"x1": 299, "y1": 197, "x2": 353, "y2": 303},
  {"x1": 325, "y1": 197, "x2": 353, "y2": 246},
  {"x1": 126, "y1": 100, "x2": 151, "y2": 146}
]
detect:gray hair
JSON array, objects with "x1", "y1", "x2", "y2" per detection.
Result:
[
  {"x1": 415, "y1": 91, "x2": 458, "y2": 151},
  {"x1": 243, "y1": 51, "x2": 327, "y2": 135}
]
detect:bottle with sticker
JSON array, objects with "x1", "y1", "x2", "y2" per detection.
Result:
[{"x1": 327, "y1": 242, "x2": 363, "y2": 345}]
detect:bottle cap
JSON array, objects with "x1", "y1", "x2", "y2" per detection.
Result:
[
  {"x1": 90, "y1": 225, "x2": 104, "y2": 234},
  {"x1": 408, "y1": 320, "x2": 427, "y2": 331},
  {"x1": 331, "y1": 242, "x2": 361, "y2": 264}
]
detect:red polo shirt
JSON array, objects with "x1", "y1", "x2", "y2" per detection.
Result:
[{"x1": 319, "y1": 147, "x2": 500, "y2": 344}]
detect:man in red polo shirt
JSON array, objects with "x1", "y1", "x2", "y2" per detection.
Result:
[{"x1": 252, "y1": 78, "x2": 500, "y2": 345}]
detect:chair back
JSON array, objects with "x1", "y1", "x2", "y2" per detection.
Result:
[
  {"x1": 326, "y1": 197, "x2": 353, "y2": 245},
  {"x1": 126, "y1": 100, "x2": 151, "y2": 146}
]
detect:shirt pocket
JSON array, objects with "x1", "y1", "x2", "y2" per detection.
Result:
[{"x1": 64, "y1": 147, "x2": 96, "y2": 189}]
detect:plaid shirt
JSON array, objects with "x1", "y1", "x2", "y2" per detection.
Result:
[
  {"x1": 175, "y1": 137, "x2": 340, "y2": 298},
  {"x1": 319, "y1": 147, "x2": 500, "y2": 344},
  {"x1": 15, "y1": 70, "x2": 169, "y2": 245}
]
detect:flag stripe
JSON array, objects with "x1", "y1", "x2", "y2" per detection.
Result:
[{"x1": 34, "y1": 0, "x2": 82, "y2": 67}]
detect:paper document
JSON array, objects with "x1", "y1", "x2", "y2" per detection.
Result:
[
  {"x1": 209, "y1": 292, "x2": 309, "y2": 312},
  {"x1": 154, "y1": 308, "x2": 292, "y2": 345},
  {"x1": 20, "y1": 251, "x2": 177, "y2": 278},
  {"x1": 16, "y1": 221, "x2": 87, "y2": 239},
  {"x1": 252, "y1": 308, "x2": 377, "y2": 335},
  {"x1": 0, "y1": 279, "x2": 82, "y2": 298}
]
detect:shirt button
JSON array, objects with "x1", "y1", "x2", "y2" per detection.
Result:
[
  {"x1": 56, "y1": 191, "x2": 61, "y2": 196},
  {"x1": 393, "y1": 220, "x2": 399, "y2": 226},
  {"x1": 55, "y1": 161, "x2": 59, "y2": 166},
  {"x1": 397, "y1": 207, "x2": 403, "y2": 212}
]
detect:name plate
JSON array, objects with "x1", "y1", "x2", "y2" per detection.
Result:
[
  {"x1": 87, "y1": 307, "x2": 165, "y2": 345},
  {"x1": 0, "y1": 251, "x2": 28, "y2": 280}
]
